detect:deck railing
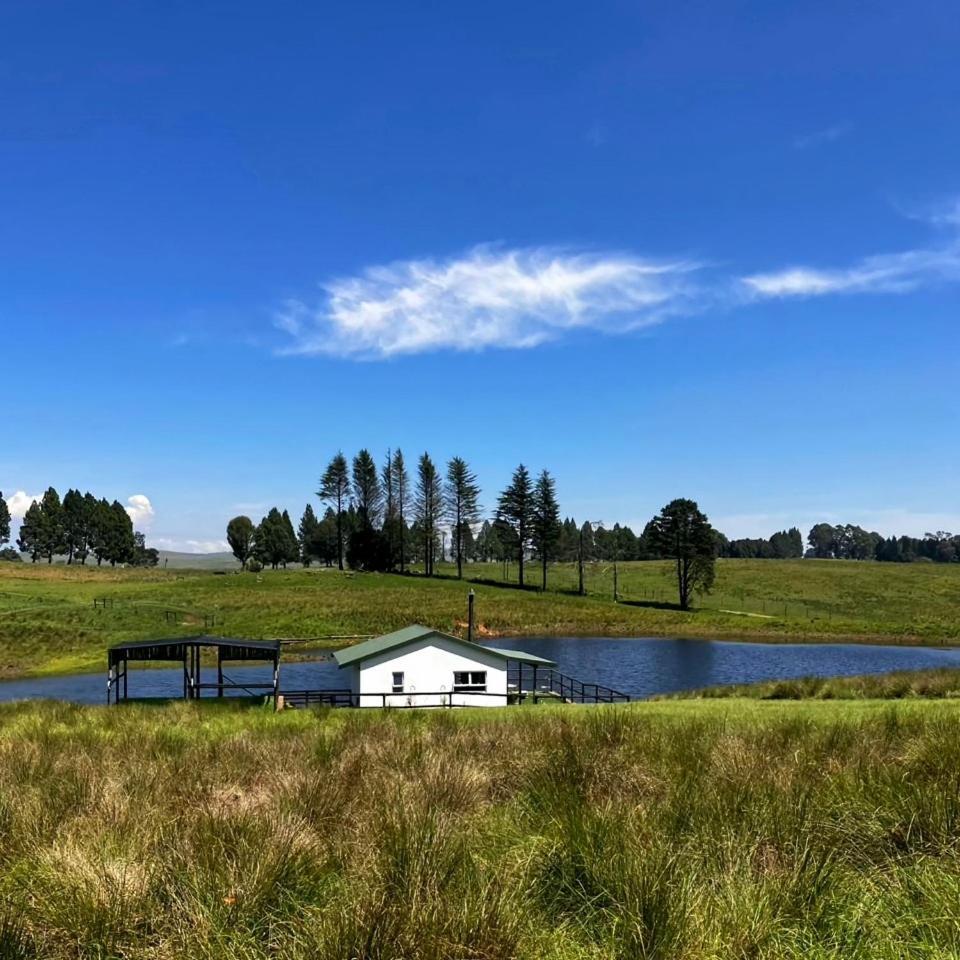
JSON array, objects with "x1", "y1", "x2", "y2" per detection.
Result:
[
  {"x1": 507, "y1": 663, "x2": 630, "y2": 704},
  {"x1": 282, "y1": 672, "x2": 630, "y2": 708}
]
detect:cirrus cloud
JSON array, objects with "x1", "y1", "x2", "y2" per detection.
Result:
[
  {"x1": 740, "y1": 242, "x2": 960, "y2": 298},
  {"x1": 276, "y1": 245, "x2": 702, "y2": 359}
]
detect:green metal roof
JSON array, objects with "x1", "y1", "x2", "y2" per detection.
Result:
[
  {"x1": 483, "y1": 646, "x2": 556, "y2": 667},
  {"x1": 333, "y1": 625, "x2": 556, "y2": 669}
]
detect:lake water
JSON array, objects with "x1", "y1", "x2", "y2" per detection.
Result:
[{"x1": 2, "y1": 637, "x2": 960, "y2": 704}]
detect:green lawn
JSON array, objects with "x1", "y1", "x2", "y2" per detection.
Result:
[
  {"x1": 0, "y1": 557, "x2": 958, "y2": 678},
  {"x1": 2, "y1": 697, "x2": 960, "y2": 958}
]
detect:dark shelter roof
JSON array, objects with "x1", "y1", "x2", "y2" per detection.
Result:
[{"x1": 108, "y1": 635, "x2": 280, "y2": 667}]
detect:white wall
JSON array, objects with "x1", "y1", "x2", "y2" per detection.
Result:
[{"x1": 352, "y1": 635, "x2": 508, "y2": 707}]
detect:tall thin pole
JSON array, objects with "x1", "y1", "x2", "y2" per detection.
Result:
[
  {"x1": 578, "y1": 528, "x2": 584, "y2": 596},
  {"x1": 467, "y1": 589, "x2": 475, "y2": 643}
]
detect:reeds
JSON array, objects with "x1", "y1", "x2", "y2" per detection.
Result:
[{"x1": 0, "y1": 699, "x2": 959, "y2": 957}]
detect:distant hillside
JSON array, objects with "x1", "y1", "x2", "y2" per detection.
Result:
[
  {"x1": 4, "y1": 550, "x2": 241, "y2": 570},
  {"x1": 157, "y1": 551, "x2": 239, "y2": 570}
]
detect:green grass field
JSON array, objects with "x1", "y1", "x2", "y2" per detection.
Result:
[
  {"x1": 0, "y1": 558, "x2": 958, "y2": 678},
  {"x1": 1, "y1": 697, "x2": 960, "y2": 958}
]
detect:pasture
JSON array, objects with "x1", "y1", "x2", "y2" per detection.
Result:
[
  {"x1": 1, "y1": 697, "x2": 960, "y2": 958},
  {"x1": 0, "y1": 558, "x2": 957, "y2": 678}
]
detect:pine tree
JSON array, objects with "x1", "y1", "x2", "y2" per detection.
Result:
[
  {"x1": 17, "y1": 500, "x2": 42, "y2": 561},
  {"x1": 106, "y1": 500, "x2": 136, "y2": 566},
  {"x1": 382, "y1": 449, "x2": 395, "y2": 569},
  {"x1": 0, "y1": 492, "x2": 9, "y2": 547},
  {"x1": 445, "y1": 456, "x2": 481, "y2": 579},
  {"x1": 414, "y1": 453, "x2": 443, "y2": 576},
  {"x1": 297, "y1": 505, "x2": 320, "y2": 566},
  {"x1": 531, "y1": 469, "x2": 561, "y2": 590},
  {"x1": 38, "y1": 487, "x2": 65, "y2": 564},
  {"x1": 253, "y1": 508, "x2": 290, "y2": 569},
  {"x1": 392, "y1": 449, "x2": 410, "y2": 572},
  {"x1": 280, "y1": 510, "x2": 299, "y2": 567},
  {"x1": 316, "y1": 508, "x2": 341, "y2": 566},
  {"x1": 647, "y1": 498, "x2": 717, "y2": 610},
  {"x1": 62, "y1": 489, "x2": 85, "y2": 564},
  {"x1": 319, "y1": 452, "x2": 350, "y2": 570},
  {"x1": 89, "y1": 498, "x2": 113, "y2": 566},
  {"x1": 351, "y1": 449, "x2": 382, "y2": 527},
  {"x1": 226, "y1": 515, "x2": 256, "y2": 569},
  {"x1": 496, "y1": 464, "x2": 534, "y2": 587}
]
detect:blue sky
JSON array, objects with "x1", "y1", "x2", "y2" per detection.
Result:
[{"x1": 3, "y1": 0, "x2": 959, "y2": 550}]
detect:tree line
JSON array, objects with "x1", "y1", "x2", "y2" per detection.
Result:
[
  {"x1": 224, "y1": 450, "x2": 724, "y2": 607},
  {"x1": 807, "y1": 523, "x2": 960, "y2": 564},
  {"x1": 0, "y1": 488, "x2": 157, "y2": 566}
]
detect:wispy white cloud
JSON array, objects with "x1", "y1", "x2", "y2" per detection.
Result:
[
  {"x1": 793, "y1": 122, "x2": 850, "y2": 150},
  {"x1": 274, "y1": 196, "x2": 960, "y2": 359},
  {"x1": 5, "y1": 490, "x2": 41, "y2": 520},
  {"x1": 896, "y1": 194, "x2": 960, "y2": 230},
  {"x1": 741, "y1": 242, "x2": 960, "y2": 298},
  {"x1": 125, "y1": 494, "x2": 154, "y2": 529},
  {"x1": 276, "y1": 245, "x2": 702, "y2": 359}
]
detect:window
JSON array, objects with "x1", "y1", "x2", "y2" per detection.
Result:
[
  {"x1": 453, "y1": 670, "x2": 487, "y2": 692},
  {"x1": 391, "y1": 671, "x2": 404, "y2": 694}
]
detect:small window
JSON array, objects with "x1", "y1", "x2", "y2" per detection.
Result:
[
  {"x1": 453, "y1": 670, "x2": 487, "y2": 692},
  {"x1": 391, "y1": 671, "x2": 404, "y2": 694}
]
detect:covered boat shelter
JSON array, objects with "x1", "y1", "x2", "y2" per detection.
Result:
[{"x1": 107, "y1": 636, "x2": 281, "y2": 704}]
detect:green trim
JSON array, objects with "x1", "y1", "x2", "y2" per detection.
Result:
[{"x1": 333, "y1": 625, "x2": 556, "y2": 669}]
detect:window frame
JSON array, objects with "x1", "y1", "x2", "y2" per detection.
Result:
[
  {"x1": 391, "y1": 671, "x2": 404, "y2": 694},
  {"x1": 453, "y1": 670, "x2": 487, "y2": 693}
]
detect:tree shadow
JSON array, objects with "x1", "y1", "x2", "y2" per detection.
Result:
[{"x1": 617, "y1": 597, "x2": 685, "y2": 612}]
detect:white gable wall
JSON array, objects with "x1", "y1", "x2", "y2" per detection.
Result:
[{"x1": 352, "y1": 635, "x2": 508, "y2": 707}]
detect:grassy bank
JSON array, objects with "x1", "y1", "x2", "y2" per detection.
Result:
[
  {"x1": 659, "y1": 666, "x2": 960, "y2": 700},
  {"x1": 0, "y1": 558, "x2": 958, "y2": 678},
  {"x1": 0, "y1": 698, "x2": 960, "y2": 957}
]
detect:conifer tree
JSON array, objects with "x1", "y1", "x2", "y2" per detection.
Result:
[
  {"x1": 280, "y1": 510, "x2": 299, "y2": 567},
  {"x1": 62, "y1": 489, "x2": 85, "y2": 564},
  {"x1": 106, "y1": 500, "x2": 136, "y2": 566},
  {"x1": 381, "y1": 449, "x2": 395, "y2": 568},
  {"x1": 0, "y1": 492, "x2": 9, "y2": 547},
  {"x1": 445, "y1": 456, "x2": 481, "y2": 579},
  {"x1": 647, "y1": 498, "x2": 716, "y2": 610},
  {"x1": 89, "y1": 498, "x2": 113, "y2": 566},
  {"x1": 531, "y1": 469, "x2": 561, "y2": 590},
  {"x1": 392, "y1": 449, "x2": 410, "y2": 572},
  {"x1": 17, "y1": 500, "x2": 42, "y2": 561},
  {"x1": 38, "y1": 487, "x2": 65, "y2": 564},
  {"x1": 297, "y1": 505, "x2": 320, "y2": 566},
  {"x1": 351, "y1": 449, "x2": 382, "y2": 527},
  {"x1": 496, "y1": 464, "x2": 534, "y2": 587},
  {"x1": 414, "y1": 452, "x2": 443, "y2": 576},
  {"x1": 319, "y1": 452, "x2": 350, "y2": 570}
]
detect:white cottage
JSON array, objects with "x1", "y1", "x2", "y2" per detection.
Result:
[{"x1": 332, "y1": 624, "x2": 556, "y2": 708}]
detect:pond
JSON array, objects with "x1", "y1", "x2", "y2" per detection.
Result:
[{"x1": 2, "y1": 637, "x2": 960, "y2": 704}]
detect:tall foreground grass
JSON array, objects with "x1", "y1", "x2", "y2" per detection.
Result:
[{"x1": 1, "y1": 701, "x2": 960, "y2": 957}]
